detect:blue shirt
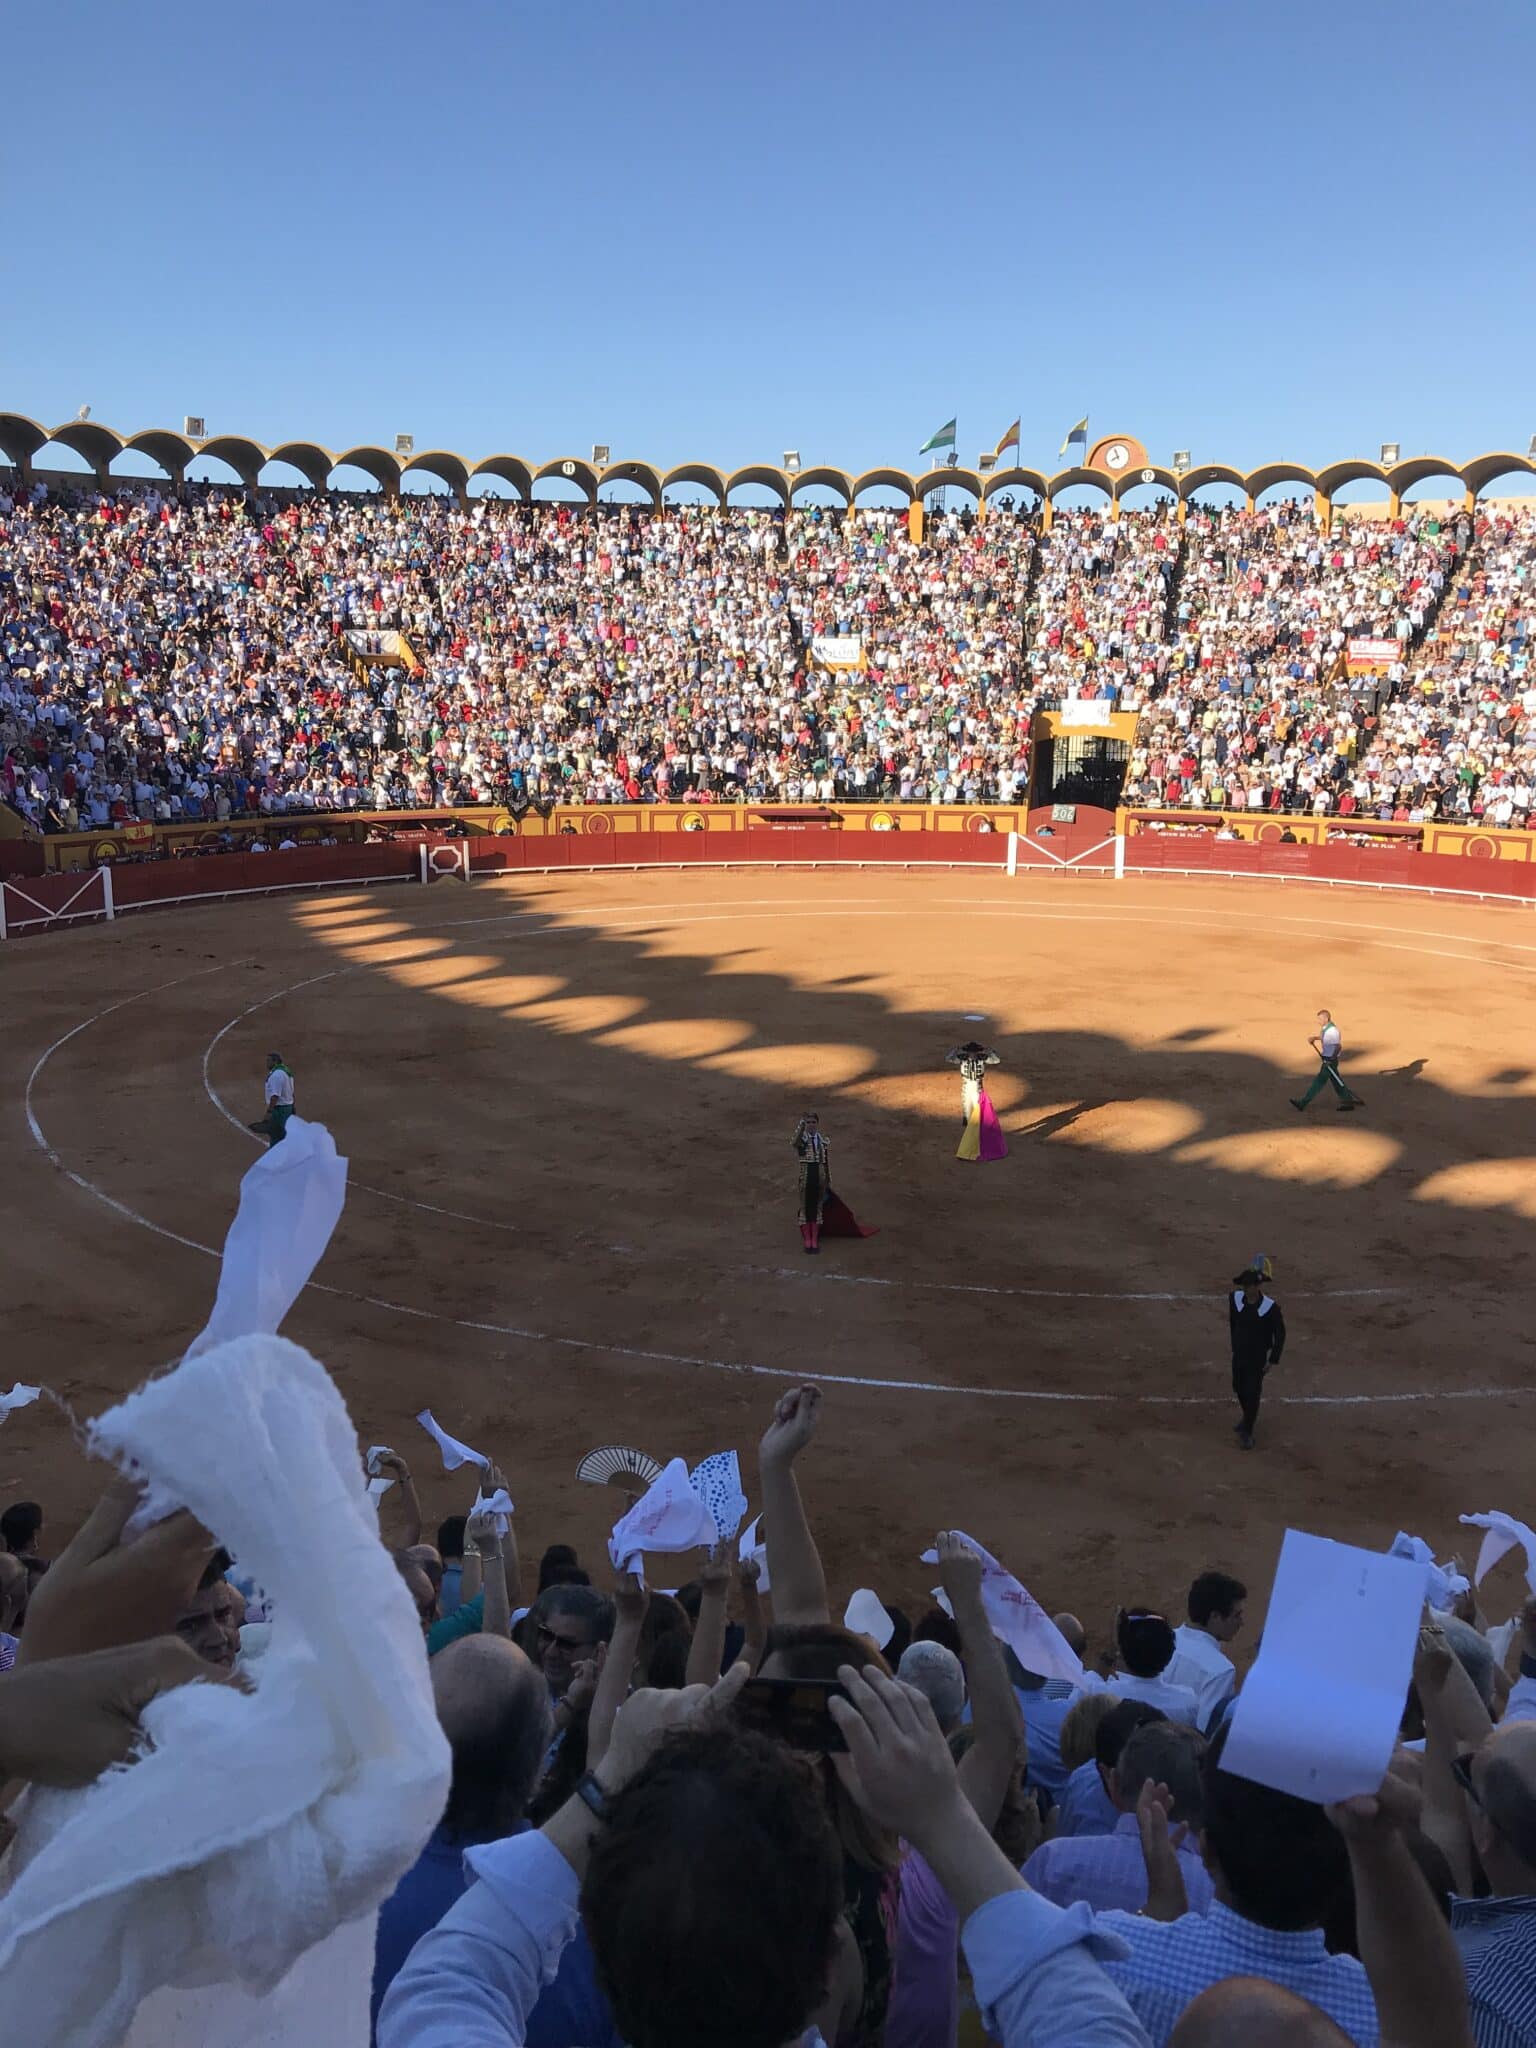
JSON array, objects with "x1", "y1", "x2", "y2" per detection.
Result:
[
  {"x1": 1054, "y1": 1758, "x2": 1119, "y2": 1838},
  {"x1": 1014, "y1": 1682, "x2": 1079, "y2": 1799},
  {"x1": 372, "y1": 1822, "x2": 619, "y2": 2048},
  {"x1": 1451, "y1": 1893, "x2": 1536, "y2": 2048},
  {"x1": 1098, "y1": 1901, "x2": 1378, "y2": 2045}
]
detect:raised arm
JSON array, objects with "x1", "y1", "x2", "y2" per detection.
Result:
[
  {"x1": 587, "y1": 1574, "x2": 647, "y2": 1770},
  {"x1": 483, "y1": 1463, "x2": 523, "y2": 1613},
  {"x1": 1416, "y1": 1618, "x2": 1493, "y2": 1893},
  {"x1": 685, "y1": 1549, "x2": 731, "y2": 1687},
  {"x1": 1328, "y1": 1772, "x2": 1475, "y2": 2048},
  {"x1": 377, "y1": 1453, "x2": 423, "y2": 1551},
  {"x1": 756, "y1": 1384, "x2": 829, "y2": 1625},
  {"x1": 938, "y1": 1530, "x2": 1024, "y2": 1833},
  {"x1": 465, "y1": 1509, "x2": 511, "y2": 1642}
]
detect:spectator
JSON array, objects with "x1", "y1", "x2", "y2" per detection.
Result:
[
  {"x1": 1098, "y1": 1725, "x2": 1372, "y2": 2043},
  {"x1": 898, "y1": 1640, "x2": 968, "y2": 1734},
  {"x1": 1166, "y1": 1572, "x2": 1247, "y2": 1731},
  {"x1": 1108, "y1": 1611, "x2": 1201, "y2": 1726},
  {"x1": 370, "y1": 1634, "x2": 617, "y2": 2045},
  {"x1": 174, "y1": 1549, "x2": 244, "y2": 1670},
  {"x1": 1022, "y1": 1721, "x2": 1214, "y2": 1914},
  {"x1": 1056, "y1": 1700, "x2": 1168, "y2": 1838}
]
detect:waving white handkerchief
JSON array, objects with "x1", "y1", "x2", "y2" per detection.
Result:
[
  {"x1": 365, "y1": 1445, "x2": 396, "y2": 1504},
  {"x1": 921, "y1": 1530, "x2": 1084, "y2": 1686},
  {"x1": 609, "y1": 1457, "x2": 719, "y2": 1579},
  {"x1": 473, "y1": 1485, "x2": 515, "y2": 1538},
  {"x1": 186, "y1": 1117, "x2": 348, "y2": 1360},
  {"x1": 416, "y1": 1408, "x2": 489, "y2": 1473},
  {"x1": 0, "y1": 1332, "x2": 448, "y2": 2048},
  {"x1": 1389, "y1": 1532, "x2": 1469, "y2": 1612},
  {"x1": 1460, "y1": 1510, "x2": 1536, "y2": 1594},
  {"x1": 739, "y1": 1514, "x2": 771, "y2": 1594},
  {"x1": 0, "y1": 1382, "x2": 42, "y2": 1420},
  {"x1": 844, "y1": 1588, "x2": 895, "y2": 1650},
  {"x1": 689, "y1": 1450, "x2": 748, "y2": 1545}
]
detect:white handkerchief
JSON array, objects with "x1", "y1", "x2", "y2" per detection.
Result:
[
  {"x1": 1389, "y1": 1531, "x2": 1468, "y2": 1613},
  {"x1": 472, "y1": 1485, "x2": 515, "y2": 1538},
  {"x1": 920, "y1": 1532, "x2": 1084, "y2": 1686},
  {"x1": 364, "y1": 1446, "x2": 395, "y2": 1504},
  {"x1": 1460, "y1": 1511, "x2": 1536, "y2": 1595},
  {"x1": 1224, "y1": 1528, "x2": 1428, "y2": 1804},
  {"x1": 739, "y1": 1514, "x2": 771, "y2": 1595},
  {"x1": 844, "y1": 1589, "x2": 895, "y2": 1650},
  {"x1": 0, "y1": 1383, "x2": 42, "y2": 1420},
  {"x1": 416, "y1": 1409, "x2": 489, "y2": 1473},
  {"x1": 689, "y1": 1450, "x2": 748, "y2": 1545},
  {"x1": 608, "y1": 1458, "x2": 719, "y2": 1579},
  {"x1": 185, "y1": 1118, "x2": 348, "y2": 1360}
]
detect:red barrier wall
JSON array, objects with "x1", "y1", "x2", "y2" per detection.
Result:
[
  {"x1": 110, "y1": 842, "x2": 419, "y2": 909},
  {"x1": 1125, "y1": 836, "x2": 1536, "y2": 901},
  {"x1": 464, "y1": 827, "x2": 1009, "y2": 874}
]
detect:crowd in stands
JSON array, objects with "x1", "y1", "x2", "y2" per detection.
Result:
[
  {"x1": 2, "y1": 473, "x2": 1532, "y2": 843},
  {"x1": 5, "y1": 1372, "x2": 1536, "y2": 2047}
]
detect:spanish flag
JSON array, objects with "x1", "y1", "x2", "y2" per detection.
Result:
[
  {"x1": 992, "y1": 418, "x2": 1021, "y2": 461},
  {"x1": 1059, "y1": 416, "x2": 1089, "y2": 459}
]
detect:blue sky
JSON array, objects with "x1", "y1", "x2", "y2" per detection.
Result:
[{"x1": 8, "y1": 0, "x2": 1536, "y2": 481}]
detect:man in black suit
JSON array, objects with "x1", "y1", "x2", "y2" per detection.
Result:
[{"x1": 1229, "y1": 1265, "x2": 1286, "y2": 1450}]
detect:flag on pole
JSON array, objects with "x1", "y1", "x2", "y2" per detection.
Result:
[
  {"x1": 992, "y1": 418, "x2": 1021, "y2": 460},
  {"x1": 1058, "y1": 416, "x2": 1089, "y2": 459},
  {"x1": 919, "y1": 417, "x2": 957, "y2": 456}
]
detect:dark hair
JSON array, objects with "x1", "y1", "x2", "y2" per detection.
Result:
[
  {"x1": 581, "y1": 1723, "x2": 841, "y2": 2048},
  {"x1": 762, "y1": 1621, "x2": 892, "y2": 1683},
  {"x1": 439, "y1": 1653, "x2": 552, "y2": 1842},
  {"x1": 1117, "y1": 1610, "x2": 1176, "y2": 1678},
  {"x1": 540, "y1": 1563, "x2": 591, "y2": 1590},
  {"x1": 198, "y1": 1547, "x2": 232, "y2": 1592},
  {"x1": 1116, "y1": 1722, "x2": 1207, "y2": 1827},
  {"x1": 1, "y1": 1502, "x2": 42, "y2": 1553},
  {"x1": 535, "y1": 1583, "x2": 615, "y2": 1645},
  {"x1": 645, "y1": 1629, "x2": 692, "y2": 1690},
  {"x1": 909, "y1": 1605, "x2": 962, "y2": 1657},
  {"x1": 436, "y1": 1515, "x2": 467, "y2": 1560},
  {"x1": 1188, "y1": 1572, "x2": 1247, "y2": 1629},
  {"x1": 538, "y1": 1543, "x2": 580, "y2": 1592},
  {"x1": 1203, "y1": 1725, "x2": 1348, "y2": 1931},
  {"x1": 673, "y1": 1580, "x2": 704, "y2": 1624},
  {"x1": 1095, "y1": 1700, "x2": 1166, "y2": 1773}
]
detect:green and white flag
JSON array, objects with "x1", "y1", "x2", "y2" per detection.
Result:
[{"x1": 919, "y1": 417, "x2": 957, "y2": 456}]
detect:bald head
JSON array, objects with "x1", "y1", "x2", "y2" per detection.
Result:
[
  {"x1": 1053, "y1": 1613, "x2": 1087, "y2": 1659},
  {"x1": 431, "y1": 1635, "x2": 552, "y2": 1841},
  {"x1": 1169, "y1": 1977, "x2": 1351, "y2": 2047}
]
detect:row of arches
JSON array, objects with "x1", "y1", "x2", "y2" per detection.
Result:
[{"x1": 1, "y1": 410, "x2": 1532, "y2": 511}]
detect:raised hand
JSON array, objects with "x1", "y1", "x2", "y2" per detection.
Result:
[
  {"x1": 698, "y1": 1547, "x2": 731, "y2": 1593},
  {"x1": 828, "y1": 1662, "x2": 962, "y2": 1846},
  {"x1": 613, "y1": 1570, "x2": 649, "y2": 1627},
  {"x1": 1136, "y1": 1779, "x2": 1191, "y2": 1921},
  {"x1": 597, "y1": 1661, "x2": 751, "y2": 1791},
  {"x1": 0, "y1": 1637, "x2": 228, "y2": 1787},
  {"x1": 760, "y1": 1384, "x2": 822, "y2": 1466},
  {"x1": 936, "y1": 1529, "x2": 984, "y2": 1607}
]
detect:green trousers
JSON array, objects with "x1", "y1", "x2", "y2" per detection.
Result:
[{"x1": 1297, "y1": 1057, "x2": 1357, "y2": 1108}]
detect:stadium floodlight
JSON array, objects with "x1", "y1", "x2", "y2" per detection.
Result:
[
  {"x1": 395, "y1": 433, "x2": 414, "y2": 455},
  {"x1": 977, "y1": 452, "x2": 998, "y2": 474},
  {"x1": 184, "y1": 415, "x2": 206, "y2": 439},
  {"x1": 1380, "y1": 442, "x2": 1399, "y2": 466},
  {"x1": 945, "y1": 451, "x2": 959, "y2": 468},
  {"x1": 783, "y1": 451, "x2": 801, "y2": 474},
  {"x1": 592, "y1": 443, "x2": 610, "y2": 466},
  {"x1": 1172, "y1": 449, "x2": 1191, "y2": 474}
]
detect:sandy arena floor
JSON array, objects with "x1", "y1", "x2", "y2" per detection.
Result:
[{"x1": 6, "y1": 867, "x2": 1536, "y2": 1641}]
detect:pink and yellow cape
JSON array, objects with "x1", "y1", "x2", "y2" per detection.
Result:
[{"x1": 957, "y1": 1089, "x2": 1008, "y2": 1163}]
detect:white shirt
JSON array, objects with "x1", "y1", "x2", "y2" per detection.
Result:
[
  {"x1": 1319, "y1": 1022, "x2": 1342, "y2": 1060},
  {"x1": 264, "y1": 1067, "x2": 295, "y2": 1108},
  {"x1": 1105, "y1": 1672, "x2": 1201, "y2": 1727},
  {"x1": 1164, "y1": 1626, "x2": 1237, "y2": 1731}
]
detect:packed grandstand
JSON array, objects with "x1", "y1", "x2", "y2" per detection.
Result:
[{"x1": 1, "y1": 460, "x2": 1533, "y2": 840}]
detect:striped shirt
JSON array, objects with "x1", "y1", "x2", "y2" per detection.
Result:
[
  {"x1": 1098, "y1": 1901, "x2": 1378, "y2": 2045},
  {"x1": 1451, "y1": 1894, "x2": 1536, "y2": 2048},
  {"x1": 1023, "y1": 1813, "x2": 1215, "y2": 1918}
]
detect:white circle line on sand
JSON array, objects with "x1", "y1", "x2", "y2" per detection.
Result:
[
  {"x1": 196, "y1": 897, "x2": 1431, "y2": 1300},
  {"x1": 18, "y1": 906, "x2": 1522, "y2": 1403}
]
